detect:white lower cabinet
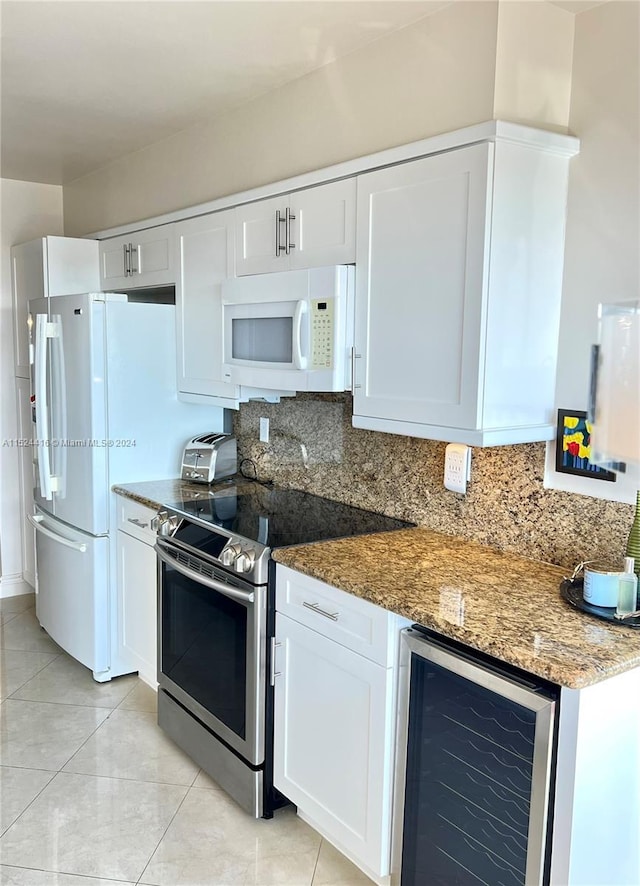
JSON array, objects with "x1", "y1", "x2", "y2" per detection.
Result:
[
  {"x1": 116, "y1": 497, "x2": 157, "y2": 687},
  {"x1": 274, "y1": 565, "x2": 405, "y2": 883}
]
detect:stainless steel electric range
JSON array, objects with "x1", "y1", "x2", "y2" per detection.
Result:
[{"x1": 154, "y1": 479, "x2": 412, "y2": 818}]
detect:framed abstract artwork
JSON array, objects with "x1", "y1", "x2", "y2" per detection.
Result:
[{"x1": 555, "y1": 409, "x2": 616, "y2": 481}]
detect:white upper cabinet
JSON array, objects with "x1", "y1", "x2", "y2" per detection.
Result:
[
  {"x1": 11, "y1": 236, "x2": 99, "y2": 378},
  {"x1": 175, "y1": 210, "x2": 240, "y2": 406},
  {"x1": 235, "y1": 178, "x2": 356, "y2": 276},
  {"x1": 353, "y1": 133, "x2": 578, "y2": 446},
  {"x1": 175, "y1": 211, "x2": 285, "y2": 408},
  {"x1": 99, "y1": 223, "x2": 175, "y2": 290}
]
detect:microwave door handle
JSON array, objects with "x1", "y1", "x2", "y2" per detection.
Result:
[{"x1": 293, "y1": 300, "x2": 308, "y2": 370}]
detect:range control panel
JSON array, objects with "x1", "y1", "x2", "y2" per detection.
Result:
[{"x1": 310, "y1": 298, "x2": 335, "y2": 369}]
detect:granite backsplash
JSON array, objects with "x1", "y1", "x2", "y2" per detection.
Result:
[{"x1": 232, "y1": 393, "x2": 633, "y2": 570}]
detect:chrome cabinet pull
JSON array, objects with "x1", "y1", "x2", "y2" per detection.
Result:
[
  {"x1": 128, "y1": 517, "x2": 149, "y2": 528},
  {"x1": 123, "y1": 243, "x2": 131, "y2": 276},
  {"x1": 303, "y1": 601, "x2": 339, "y2": 622},
  {"x1": 275, "y1": 210, "x2": 286, "y2": 256},
  {"x1": 351, "y1": 347, "x2": 362, "y2": 390},
  {"x1": 285, "y1": 207, "x2": 295, "y2": 254},
  {"x1": 130, "y1": 243, "x2": 139, "y2": 274},
  {"x1": 270, "y1": 637, "x2": 282, "y2": 685}
]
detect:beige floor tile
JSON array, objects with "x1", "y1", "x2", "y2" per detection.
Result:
[
  {"x1": 12, "y1": 653, "x2": 137, "y2": 708},
  {"x1": 0, "y1": 866, "x2": 134, "y2": 885},
  {"x1": 312, "y1": 840, "x2": 375, "y2": 885},
  {"x1": 0, "y1": 610, "x2": 61, "y2": 655},
  {"x1": 0, "y1": 699, "x2": 109, "y2": 770},
  {"x1": 0, "y1": 772, "x2": 187, "y2": 882},
  {"x1": 118, "y1": 680, "x2": 158, "y2": 713},
  {"x1": 140, "y1": 786, "x2": 321, "y2": 886},
  {"x1": 0, "y1": 595, "x2": 35, "y2": 616},
  {"x1": 0, "y1": 767, "x2": 54, "y2": 835},
  {"x1": 0, "y1": 649, "x2": 59, "y2": 700},
  {"x1": 63, "y1": 708, "x2": 199, "y2": 786},
  {"x1": 191, "y1": 767, "x2": 225, "y2": 791}
]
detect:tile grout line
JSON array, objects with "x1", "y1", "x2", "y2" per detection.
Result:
[
  {"x1": 0, "y1": 769, "x2": 57, "y2": 840},
  {"x1": 134, "y1": 779, "x2": 192, "y2": 885},
  {"x1": 310, "y1": 837, "x2": 323, "y2": 886},
  {"x1": 4, "y1": 652, "x2": 64, "y2": 702},
  {"x1": 0, "y1": 860, "x2": 135, "y2": 883}
]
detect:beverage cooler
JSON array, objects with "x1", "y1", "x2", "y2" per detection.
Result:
[{"x1": 393, "y1": 627, "x2": 559, "y2": 886}]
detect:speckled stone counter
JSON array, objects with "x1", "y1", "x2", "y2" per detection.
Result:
[
  {"x1": 112, "y1": 477, "x2": 258, "y2": 511},
  {"x1": 273, "y1": 528, "x2": 640, "y2": 689}
]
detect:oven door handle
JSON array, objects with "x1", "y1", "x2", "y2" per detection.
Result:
[{"x1": 155, "y1": 542, "x2": 255, "y2": 604}]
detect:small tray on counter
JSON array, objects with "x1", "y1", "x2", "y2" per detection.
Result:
[{"x1": 560, "y1": 579, "x2": 640, "y2": 629}]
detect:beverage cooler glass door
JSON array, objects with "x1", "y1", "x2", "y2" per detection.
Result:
[
  {"x1": 157, "y1": 539, "x2": 266, "y2": 765},
  {"x1": 393, "y1": 629, "x2": 557, "y2": 886}
]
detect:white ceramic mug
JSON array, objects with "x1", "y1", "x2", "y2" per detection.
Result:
[{"x1": 583, "y1": 562, "x2": 622, "y2": 607}]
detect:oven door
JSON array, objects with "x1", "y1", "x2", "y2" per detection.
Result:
[{"x1": 156, "y1": 538, "x2": 267, "y2": 765}]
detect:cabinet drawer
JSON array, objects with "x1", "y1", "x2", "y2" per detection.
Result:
[
  {"x1": 116, "y1": 496, "x2": 157, "y2": 546},
  {"x1": 275, "y1": 564, "x2": 398, "y2": 667}
]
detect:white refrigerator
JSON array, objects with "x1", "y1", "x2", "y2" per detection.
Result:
[{"x1": 28, "y1": 292, "x2": 227, "y2": 681}]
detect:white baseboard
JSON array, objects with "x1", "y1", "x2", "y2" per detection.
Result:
[{"x1": 0, "y1": 573, "x2": 35, "y2": 599}]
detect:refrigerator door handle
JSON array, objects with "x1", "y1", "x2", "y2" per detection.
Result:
[
  {"x1": 27, "y1": 514, "x2": 87, "y2": 553},
  {"x1": 50, "y1": 316, "x2": 67, "y2": 496},
  {"x1": 34, "y1": 313, "x2": 53, "y2": 500}
]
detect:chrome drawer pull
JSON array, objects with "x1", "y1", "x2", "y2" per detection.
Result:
[
  {"x1": 128, "y1": 517, "x2": 149, "y2": 528},
  {"x1": 303, "y1": 601, "x2": 339, "y2": 622},
  {"x1": 270, "y1": 638, "x2": 282, "y2": 686}
]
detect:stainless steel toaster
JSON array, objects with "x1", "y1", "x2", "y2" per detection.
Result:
[{"x1": 181, "y1": 433, "x2": 237, "y2": 484}]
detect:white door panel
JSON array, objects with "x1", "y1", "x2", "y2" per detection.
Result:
[
  {"x1": 51, "y1": 294, "x2": 108, "y2": 534},
  {"x1": 290, "y1": 179, "x2": 356, "y2": 270},
  {"x1": 33, "y1": 509, "x2": 109, "y2": 674},
  {"x1": 354, "y1": 144, "x2": 490, "y2": 430}
]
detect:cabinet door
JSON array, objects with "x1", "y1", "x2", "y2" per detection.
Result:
[
  {"x1": 353, "y1": 144, "x2": 491, "y2": 433},
  {"x1": 130, "y1": 224, "x2": 175, "y2": 286},
  {"x1": 289, "y1": 179, "x2": 356, "y2": 270},
  {"x1": 99, "y1": 233, "x2": 130, "y2": 289},
  {"x1": 45, "y1": 236, "x2": 99, "y2": 296},
  {"x1": 175, "y1": 211, "x2": 240, "y2": 403},
  {"x1": 117, "y1": 528, "x2": 158, "y2": 687},
  {"x1": 235, "y1": 195, "x2": 287, "y2": 276},
  {"x1": 99, "y1": 224, "x2": 175, "y2": 290},
  {"x1": 273, "y1": 612, "x2": 395, "y2": 878},
  {"x1": 11, "y1": 239, "x2": 46, "y2": 377}
]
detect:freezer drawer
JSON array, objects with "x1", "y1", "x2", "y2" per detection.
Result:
[{"x1": 32, "y1": 509, "x2": 110, "y2": 675}]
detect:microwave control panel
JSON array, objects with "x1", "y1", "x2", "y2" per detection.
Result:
[{"x1": 310, "y1": 299, "x2": 334, "y2": 369}]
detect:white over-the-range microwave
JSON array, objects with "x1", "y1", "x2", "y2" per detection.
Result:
[{"x1": 221, "y1": 265, "x2": 354, "y2": 393}]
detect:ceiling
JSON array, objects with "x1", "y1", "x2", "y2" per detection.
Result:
[
  {"x1": 1, "y1": 0, "x2": 451, "y2": 185},
  {"x1": 1, "y1": 0, "x2": 609, "y2": 187}
]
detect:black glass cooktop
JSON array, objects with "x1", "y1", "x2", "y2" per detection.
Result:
[{"x1": 166, "y1": 480, "x2": 413, "y2": 549}]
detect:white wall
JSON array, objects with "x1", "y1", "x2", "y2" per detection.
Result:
[
  {"x1": 64, "y1": 0, "x2": 500, "y2": 235},
  {"x1": 544, "y1": 0, "x2": 640, "y2": 504},
  {"x1": 494, "y1": 0, "x2": 574, "y2": 128},
  {"x1": 0, "y1": 179, "x2": 64, "y2": 595}
]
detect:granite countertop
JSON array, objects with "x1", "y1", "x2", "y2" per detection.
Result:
[
  {"x1": 113, "y1": 481, "x2": 640, "y2": 690},
  {"x1": 112, "y1": 477, "x2": 258, "y2": 510},
  {"x1": 273, "y1": 528, "x2": 640, "y2": 690}
]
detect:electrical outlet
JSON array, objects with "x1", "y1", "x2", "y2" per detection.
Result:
[
  {"x1": 444, "y1": 443, "x2": 471, "y2": 494},
  {"x1": 259, "y1": 417, "x2": 269, "y2": 443}
]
